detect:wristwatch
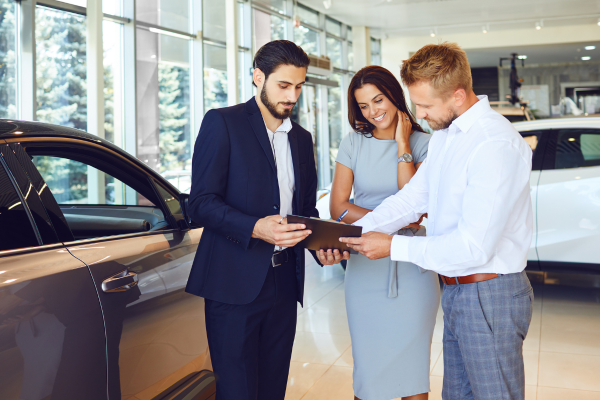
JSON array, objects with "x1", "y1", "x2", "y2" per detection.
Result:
[{"x1": 398, "y1": 152, "x2": 413, "y2": 163}]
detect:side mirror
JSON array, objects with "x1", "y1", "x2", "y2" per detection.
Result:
[{"x1": 178, "y1": 193, "x2": 202, "y2": 229}]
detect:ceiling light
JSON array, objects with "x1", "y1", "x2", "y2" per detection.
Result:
[
  {"x1": 535, "y1": 21, "x2": 542, "y2": 30},
  {"x1": 582, "y1": 56, "x2": 591, "y2": 60},
  {"x1": 568, "y1": 138, "x2": 576, "y2": 141},
  {"x1": 517, "y1": 55, "x2": 527, "y2": 60},
  {"x1": 597, "y1": 18, "x2": 600, "y2": 26},
  {"x1": 323, "y1": 0, "x2": 332, "y2": 9},
  {"x1": 482, "y1": 26, "x2": 488, "y2": 34},
  {"x1": 585, "y1": 46, "x2": 596, "y2": 50},
  {"x1": 430, "y1": 29, "x2": 435, "y2": 37}
]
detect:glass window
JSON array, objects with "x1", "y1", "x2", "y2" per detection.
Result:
[
  {"x1": 103, "y1": 0, "x2": 122, "y2": 16},
  {"x1": 203, "y1": 0, "x2": 226, "y2": 40},
  {"x1": 136, "y1": 28, "x2": 192, "y2": 176},
  {"x1": 0, "y1": 162, "x2": 40, "y2": 251},
  {"x1": 32, "y1": 156, "x2": 154, "y2": 206},
  {"x1": 326, "y1": 37, "x2": 342, "y2": 69},
  {"x1": 348, "y1": 42, "x2": 354, "y2": 70},
  {"x1": 371, "y1": 37, "x2": 381, "y2": 66},
  {"x1": 204, "y1": 43, "x2": 228, "y2": 112},
  {"x1": 328, "y1": 74, "x2": 343, "y2": 179},
  {"x1": 255, "y1": 0, "x2": 286, "y2": 13},
  {"x1": 59, "y1": 0, "x2": 86, "y2": 6},
  {"x1": 0, "y1": 0, "x2": 16, "y2": 119},
  {"x1": 347, "y1": 26, "x2": 353, "y2": 42},
  {"x1": 36, "y1": 6, "x2": 87, "y2": 130},
  {"x1": 294, "y1": 25, "x2": 319, "y2": 56},
  {"x1": 296, "y1": 4, "x2": 319, "y2": 27},
  {"x1": 253, "y1": 9, "x2": 286, "y2": 50},
  {"x1": 519, "y1": 131, "x2": 543, "y2": 170},
  {"x1": 325, "y1": 18, "x2": 342, "y2": 37},
  {"x1": 103, "y1": 20, "x2": 123, "y2": 146},
  {"x1": 555, "y1": 129, "x2": 600, "y2": 169},
  {"x1": 296, "y1": 85, "x2": 320, "y2": 183},
  {"x1": 136, "y1": 0, "x2": 190, "y2": 33}
]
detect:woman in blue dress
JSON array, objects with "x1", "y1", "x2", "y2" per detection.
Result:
[{"x1": 329, "y1": 66, "x2": 440, "y2": 400}]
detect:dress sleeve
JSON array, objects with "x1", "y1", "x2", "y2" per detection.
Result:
[
  {"x1": 335, "y1": 132, "x2": 354, "y2": 169},
  {"x1": 411, "y1": 131, "x2": 431, "y2": 164}
]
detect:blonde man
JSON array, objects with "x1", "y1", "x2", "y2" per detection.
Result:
[{"x1": 331, "y1": 42, "x2": 534, "y2": 400}]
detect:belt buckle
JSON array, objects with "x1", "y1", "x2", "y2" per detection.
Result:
[{"x1": 272, "y1": 250, "x2": 284, "y2": 267}]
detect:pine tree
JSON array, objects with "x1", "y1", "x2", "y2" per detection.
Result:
[
  {"x1": 158, "y1": 62, "x2": 188, "y2": 173},
  {"x1": 0, "y1": 0, "x2": 16, "y2": 119}
]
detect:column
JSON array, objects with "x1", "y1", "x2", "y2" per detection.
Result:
[
  {"x1": 16, "y1": 0, "x2": 36, "y2": 120},
  {"x1": 352, "y1": 25, "x2": 371, "y2": 72},
  {"x1": 225, "y1": 0, "x2": 239, "y2": 106}
]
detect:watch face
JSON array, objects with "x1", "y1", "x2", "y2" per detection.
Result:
[{"x1": 403, "y1": 153, "x2": 413, "y2": 162}]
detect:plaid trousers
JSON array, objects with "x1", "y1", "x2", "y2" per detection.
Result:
[{"x1": 441, "y1": 271, "x2": 533, "y2": 400}]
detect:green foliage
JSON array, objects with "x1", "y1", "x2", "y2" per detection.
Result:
[
  {"x1": 158, "y1": 63, "x2": 190, "y2": 173},
  {"x1": 35, "y1": 7, "x2": 87, "y2": 130},
  {"x1": 0, "y1": 0, "x2": 16, "y2": 119}
]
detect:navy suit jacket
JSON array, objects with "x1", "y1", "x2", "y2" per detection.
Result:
[{"x1": 185, "y1": 97, "x2": 320, "y2": 306}]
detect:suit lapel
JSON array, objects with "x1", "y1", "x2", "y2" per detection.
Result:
[
  {"x1": 288, "y1": 127, "x2": 302, "y2": 214},
  {"x1": 246, "y1": 98, "x2": 276, "y2": 174}
]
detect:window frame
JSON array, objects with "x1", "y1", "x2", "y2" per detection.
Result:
[{"x1": 517, "y1": 129, "x2": 551, "y2": 171}]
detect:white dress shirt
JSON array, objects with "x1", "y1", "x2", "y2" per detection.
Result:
[
  {"x1": 355, "y1": 96, "x2": 533, "y2": 277},
  {"x1": 265, "y1": 117, "x2": 295, "y2": 251}
]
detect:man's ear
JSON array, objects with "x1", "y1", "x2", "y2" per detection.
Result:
[
  {"x1": 453, "y1": 88, "x2": 467, "y2": 107},
  {"x1": 253, "y1": 68, "x2": 264, "y2": 89}
]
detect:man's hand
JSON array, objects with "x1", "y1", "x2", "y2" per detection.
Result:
[
  {"x1": 339, "y1": 231, "x2": 393, "y2": 260},
  {"x1": 252, "y1": 215, "x2": 312, "y2": 247},
  {"x1": 316, "y1": 249, "x2": 350, "y2": 265}
]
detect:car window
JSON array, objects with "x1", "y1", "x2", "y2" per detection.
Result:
[
  {"x1": 30, "y1": 156, "x2": 170, "y2": 241},
  {"x1": 0, "y1": 161, "x2": 40, "y2": 251},
  {"x1": 555, "y1": 129, "x2": 600, "y2": 169},
  {"x1": 32, "y1": 156, "x2": 155, "y2": 206},
  {"x1": 519, "y1": 130, "x2": 544, "y2": 171}
]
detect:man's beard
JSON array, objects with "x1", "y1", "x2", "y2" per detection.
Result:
[
  {"x1": 426, "y1": 108, "x2": 459, "y2": 131},
  {"x1": 260, "y1": 84, "x2": 295, "y2": 120}
]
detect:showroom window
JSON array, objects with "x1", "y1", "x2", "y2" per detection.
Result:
[
  {"x1": 35, "y1": 5, "x2": 87, "y2": 131},
  {"x1": 253, "y1": 9, "x2": 286, "y2": 50},
  {"x1": 0, "y1": 0, "x2": 16, "y2": 119},
  {"x1": 203, "y1": 43, "x2": 228, "y2": 111},
  {"x1": 371, "y1": 37, "x2": 381, "y2": 66},
  {"x1": 103, "y1": 19, "x2": 123, "y2": 145},
  {"x1": 328, "y1": 73, "x2": 343, "y2": 179},
  {"x1": 294, "y1": 25, "x2": 320, "y2": 56},
  {"x1": 135, "y1": 0, "x2": 192, "y2": 181}
]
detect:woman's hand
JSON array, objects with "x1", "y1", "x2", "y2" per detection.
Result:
[{"x1": 395, "y1": 110, "x2": 413, "y2": 145}]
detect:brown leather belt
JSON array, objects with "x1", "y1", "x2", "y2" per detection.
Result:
[{"x1": 440, "y1": 273, "x2": 498, "y2": 285}]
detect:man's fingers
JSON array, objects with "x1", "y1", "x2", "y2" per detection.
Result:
[
  {"x1": 339, "y1": 237, "x2": 363, "y2": 245},
  {"x1": 278, "y1": 223, "x2": 306, "y2": 232}
]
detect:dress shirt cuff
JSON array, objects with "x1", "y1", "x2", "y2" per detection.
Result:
[
  {"x1": 390, "y1": 235, "x2": 410, "y2": 263},
  {"x1": 355, "y1": 215, "x2": 373, "y2": 233}
]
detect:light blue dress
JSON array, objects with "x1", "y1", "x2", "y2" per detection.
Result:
[{"x1": 336, "y1": 130, "x2": 441, "y2": 400}]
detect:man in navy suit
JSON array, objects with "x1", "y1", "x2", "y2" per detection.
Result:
[{"x1": 185, "y1": 40, "x2": 319, "y2": 400}]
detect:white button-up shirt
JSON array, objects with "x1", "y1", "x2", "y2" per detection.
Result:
[
  {"x1": 355, "y1": 96, "x2": 533, "y2": 277},
  {"x1": 265, "y1": 117, "x2": 295, "y2": 251}
]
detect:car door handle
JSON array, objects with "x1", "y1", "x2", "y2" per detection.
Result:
[{"x1": 102, "y1": 269, "x2": 138, "y2": 293}]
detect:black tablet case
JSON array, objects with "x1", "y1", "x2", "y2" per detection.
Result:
[{"x1": 286, "y1": 215, "x2": 362, "y2": 252}]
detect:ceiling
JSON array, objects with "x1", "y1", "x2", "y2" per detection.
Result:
[
  {"x1": 466, "y1": 41, "x2": 600, "y2": 68},
  {"x1": 298, "y1": 0, "x2": 600, "y2": 37}
]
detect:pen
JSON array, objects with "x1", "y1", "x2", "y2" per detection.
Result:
[{"x1": 336, "y1": 209, "x2": 349, "y2": 222}]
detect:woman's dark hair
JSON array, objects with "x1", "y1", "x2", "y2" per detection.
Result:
[
  {"x1": 348, "y1": 65, "x2": 424, "y2": 136},
  {"x1": 252, "y1": 40, "x2": 310, "y2": 87}
]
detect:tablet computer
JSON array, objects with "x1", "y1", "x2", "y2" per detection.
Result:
[{"x1": 286, "y1": 215, "x2": 362, "y2": 252}]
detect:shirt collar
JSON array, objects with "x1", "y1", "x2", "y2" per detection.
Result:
[
  {"x1": 451, "y1": 95, "x2": 490, "y2": 134},
  {"x1": 264, "y1": 117, "x2": 293, "y2": 134}
]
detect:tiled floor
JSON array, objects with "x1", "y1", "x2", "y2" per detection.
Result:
[{"x1": 286, "y1": 255, "x2": 600, "y2": 400}]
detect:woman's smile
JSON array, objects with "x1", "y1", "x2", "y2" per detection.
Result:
[{"x1": 373, "y1": 112, "x2": 386, "y2": 122}]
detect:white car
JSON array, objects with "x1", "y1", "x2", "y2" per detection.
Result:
[{"x1": 318, "y1": 118, "x2": 600, "y2": 274}]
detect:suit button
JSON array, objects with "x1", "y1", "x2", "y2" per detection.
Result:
[{"x1": 274, "y1": 205, "x2": 279, "y2": 210}]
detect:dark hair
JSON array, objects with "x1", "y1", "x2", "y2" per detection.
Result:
[
  {"x1": 252, "y1": 40, "x2": 310, "y2": 87},
  {"x1": 348, "y1": 65, "x2": 424, "y2": 136}
]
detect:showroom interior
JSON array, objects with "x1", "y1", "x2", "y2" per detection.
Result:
[{"x1": 0, "y1": 0, "x2": 599, "y2": 399}]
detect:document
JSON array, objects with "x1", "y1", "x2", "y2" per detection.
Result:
[{"x1": 287, "y1": 215, "x2": 362, "y2": 252}]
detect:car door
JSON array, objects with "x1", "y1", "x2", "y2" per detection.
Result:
[
  {"x1": 11, "y1": 138, "x2": 213, "y2": 399},
  {"x1": 0, "y1": 141, "x2": 107, "y2": 400},
  {"x1": 516, "y1": 129, "x2": 548, "y2": 271},
  {"x1": 536, "y1": 128, "x2": 600, "y2": 273}
]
